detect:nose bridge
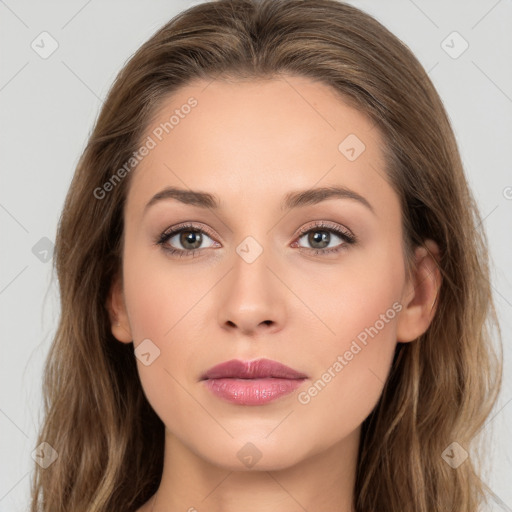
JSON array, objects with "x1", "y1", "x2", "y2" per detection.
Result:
[
  {"x1": 216, "y1": 230, "x2": 286, "y2": 334},
  {"x1": 230, "y1": 231, "x2": 275, "y2": 300}
]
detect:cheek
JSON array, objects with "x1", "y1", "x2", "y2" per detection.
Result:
[
  {"x1": 121, "y1": 247, "x2": 217, "y2": 430},
  {"x1": 294, "y1": 313, "x2": 399, "y2": 453},
  {"x1": 293, "y1": 240, "x2": 404, "y2": 351},
  {"x1": 291, "y1": 248, "x2": 404, "y2": 433},
  {"x1": 122, "y1": 244, "x2": 212, "y2": 341}
]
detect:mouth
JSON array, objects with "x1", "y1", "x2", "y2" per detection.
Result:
[{"x1": 200, "y1": 358, "x2": 308, "y2": 406}]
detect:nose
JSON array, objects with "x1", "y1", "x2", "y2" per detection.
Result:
[{"x1": 217, "y1": 244, "x2": 286, "y2": 337}]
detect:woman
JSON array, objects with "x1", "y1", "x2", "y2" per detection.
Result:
[{"x1": 30, "y1": 0, "x2": 502, "y2": 510}]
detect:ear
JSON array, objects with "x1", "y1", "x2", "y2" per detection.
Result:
[
  {"x1": 106, "y1": 273, "x2": 133, "y2": 343},
  {"x1": 396, "y1": 239, "x2": 442, "y2": 343}
]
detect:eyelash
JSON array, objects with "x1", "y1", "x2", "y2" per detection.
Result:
[{"x1": 155, "y1": 221, "x2": 357, "y2": 258}]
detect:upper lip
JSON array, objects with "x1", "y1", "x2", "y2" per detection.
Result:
[{"x1": 200, "y1": 358, "x2": 307, "y2": 380}]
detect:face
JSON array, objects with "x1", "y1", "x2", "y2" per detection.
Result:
[{"x1": 109, "y1": 75, "x2": 434, "y2": 471}]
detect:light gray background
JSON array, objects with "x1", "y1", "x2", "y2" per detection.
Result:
[{"x1": 1, "y1": 0, "x2": 511, "y2": 510}]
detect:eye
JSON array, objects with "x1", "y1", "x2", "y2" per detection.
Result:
[
  {"x1": 156, "y1": 223, "x2": 219, "y2": 258},
  {"x1": 292, "y1": 221, "x2": 356, "y2": 255},
  {"x1": 155, "y1": 220, "x2": 356, "y2": 259}
]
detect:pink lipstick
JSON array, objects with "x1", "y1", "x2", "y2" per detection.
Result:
[{"x1": 200, "y1": 358, "x2": 307, "y2": 405}]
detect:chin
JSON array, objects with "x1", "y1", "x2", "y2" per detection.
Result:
[{"x1": 191, "y1": 435, "x2": 308, "y2": 472}]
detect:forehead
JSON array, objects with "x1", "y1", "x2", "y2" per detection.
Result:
[{"x1": 126, "y1": 75, "x2": 395, "y2": 219}]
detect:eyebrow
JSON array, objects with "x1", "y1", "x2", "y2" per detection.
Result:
[{"x1": 144, "y1": 185, "x2": 375, "y2": 214}]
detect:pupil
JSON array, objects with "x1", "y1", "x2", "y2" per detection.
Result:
[
  {"x1": 181, "y1": 230, "x2": 202, "y2": 249},
  {"x1": 309, "y1": 231, "x2": 329, "y2": 249}
]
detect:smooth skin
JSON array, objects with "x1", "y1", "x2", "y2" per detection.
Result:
[{"x1": 108, "y1": 75, "x2": 441, "y2": 512}]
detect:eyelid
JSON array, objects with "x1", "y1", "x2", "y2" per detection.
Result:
[
  {"x1": 157, "y1": 221, "x2": 218, "y2": 244},
  {"x1": 295, "y1": 220, "x2": 354, "y2": 239}
]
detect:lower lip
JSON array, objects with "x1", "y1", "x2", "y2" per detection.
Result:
[{"x1": 203, "y1": 378, "x2": 305, "y2": 405}]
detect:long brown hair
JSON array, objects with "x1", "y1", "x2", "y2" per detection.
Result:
[{"x1": 30, "y1": 1, "x2": 502, "y2": 510}]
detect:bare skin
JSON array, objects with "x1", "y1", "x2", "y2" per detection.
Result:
[{"x1": 108, "y1": 75, "x2": 441, "y2": 512}]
